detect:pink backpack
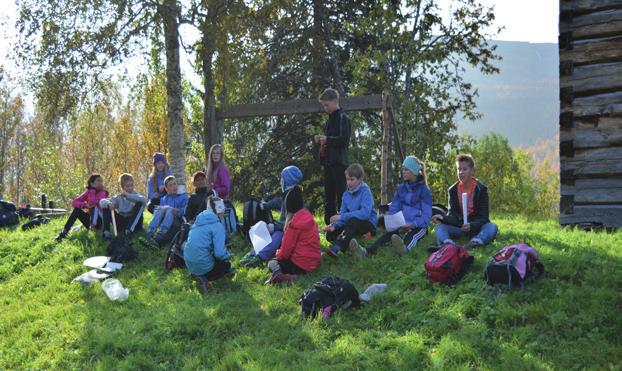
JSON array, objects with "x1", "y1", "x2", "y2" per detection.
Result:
[{"x1": 484, "y1": 243, "x2": 544, "y2": 289}]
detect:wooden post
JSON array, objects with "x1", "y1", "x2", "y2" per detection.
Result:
[{"x1": 380, "y1": 92, "x2": 392, "y2": 205}]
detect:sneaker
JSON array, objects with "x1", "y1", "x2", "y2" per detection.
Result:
[
  {"x1": 465, "y1": 239, "x2": 482, "y2": 250},
  {"x1": 238, "y1": 254, "x2": 253, "y2": 266},
  {"x1": 349, "y1": 239, "x2": 368, "y2": 258},
  {"x1": 264, "y1": 272, "x2": 283, "y2": 285},
  {"x1": 266, "y1": 272, "x2": 298, "y2": 284},
  {"x1": 54, "y1": 230, "x2": 67, "y2": 242},
  {"x1": 326, "y1": 245, "x2": 341, "y2": 258},
  {"x1": 225, "y1": 267, "x2": 237, "y2": 279},
  {"x1": 192, "y1": 275, "x2": 213, "y2": 293},
  {"x1": 102, "y1": 231, "x2": 112, "y2": 241},
  {"x1": 391, "y1": 234, "x2": 405, "y2": 255}
]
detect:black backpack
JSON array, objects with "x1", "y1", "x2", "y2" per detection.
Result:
[
  {"x1": 0, "y1": 200, "x2": 19, "y2": 227},
  {"x1": 241, "y1": 198, "x2": 274, "y2": 239},
  {"x1": 107, "y1": 236, "x2": 136, "y2": 263},
  {"x1": 21, "y1": 216, "x2": 50, "y2": 231},
  {"x1": 165, "y1": 222, "x2": 191, "y2": 270},
  {"x1": 300, "y1": 277, "x2": 361, "y2": 319}
]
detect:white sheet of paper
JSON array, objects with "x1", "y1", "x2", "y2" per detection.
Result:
[
  {"x1": 102, "y1": 262, "x2": 123, "y2": 272},
  {"x1": 83, "y1": 256, "x2": 111, "y2": 269},
  {"x1": 384, "y1": 211, "x2": 407, "y2": 232},
  {"x1": 462, "y1": 192, "x2": 468, "y2": 224},
  {"x1": 249, "y1": 221, "x2": 272, "y2": 254},
  {"x1": 73, "y1": 269, "x2": 111, "y2": 285}
]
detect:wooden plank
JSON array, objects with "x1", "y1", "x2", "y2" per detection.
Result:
[
  {"x1": 218, "y1": 95, "x2": 383, "y2": 119},
  {"x1": 562, "y1": 178, "x2": 622, "y2": 203},
  {"x1": 573, "y1": 120, "x2": 622, "y2": 148},
  {"x1": 573, "y1": 92, "x2": 622, "y2": 117},
  {"x1": 561, "y1": 146, "x2": 622, "y2": 175},
  {"x1": 560, "y1": 62, "x2": 622, "y2": 95},
  {"x1": 561, "y1": 0, "x2": 622, "y2": 14},
  {"x1": 560, "y1": 204, "x2": 622, "y2": 228},
  {"x1": 571, "y1": 20, "x2": 622, "y2": 39},
  {"x1": 560, "y1": 37, "x2": 622, "y2": 64}
]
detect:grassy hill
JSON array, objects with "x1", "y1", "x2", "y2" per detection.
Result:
[{"x1": 0, "y1": 214, "x2": 620, "y2": 369}]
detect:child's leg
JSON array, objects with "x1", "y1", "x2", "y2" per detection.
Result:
[
  {"x1": 471, "y1": 222, "x2": 498, "y2": 245},
  {"x1": 102, "y1": 208, "x2": 112, "y2": 233},
  {"x1": 435, "y1": 224, "x2": 464, "y2": 245},
  {"x1": 62, "y1": 208, "x2": 90, "y2": 232},
  {"x1": 157, "y1": 209, "x2": 177, "y2": 236},
  {"x1": 323, "y1": 166, "x2": 337, "y2": 225},
  {"x1": 148, "y1": 207, "x2": 167, "y2": 233},
  {"x1": 127, "y1": 203, "x2": 145, "y2": 233},
  {"x1": 402, "y1": 227, "x2": 428, "y2": 251},
  {"x1": 366, "y1": 230, "x2": 400, "y2": 254},
  {"x1": 204, "y1": 260, "x2": 232, "y2": 281},
  {"x1": 277, "y1": 259, "x2": 306, "y2": 275},
  {"x1": 335, "y1": 218, "x2": 374, "y2": 251},
  {"x1": 257, "y1": 230, "x2": 284, "y2": 261},
  {"x1": 325, "y1": 226, "x2": 344, "y2": 243}
]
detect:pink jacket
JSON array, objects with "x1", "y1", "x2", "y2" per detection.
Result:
[{"x1": 72, "y1": 188, "x2": 109, "y2": 211}]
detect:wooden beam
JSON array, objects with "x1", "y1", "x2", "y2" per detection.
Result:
[
  {"x1": 217, "y1": 94, "x2": 383, "y2": 119},
  {"x1": 560, "y1": 37, "x2": 622, "y2": 65},
  {"x1": 561, "y1": 62, "x2": 622, "y2": 96},
  {"x1": 560, "y1": 204, "x2": 622, "y2": 228},
  {"x1": 561, "y1": 1, "x2": 622, "y2": 16},
  {"x1": 380, "y1": 92, "x2": 392, "y2": 205}
]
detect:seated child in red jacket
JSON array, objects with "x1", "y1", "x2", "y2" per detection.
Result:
[{"x1": 265, "y1": 185, "x2": 321, "y2": 284}]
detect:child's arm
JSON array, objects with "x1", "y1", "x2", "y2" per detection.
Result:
[
  {"x1": 263, "y1": 195, "x2": 282, "y2": 211},
  {"x1": 72, "y1": 190, "x2": 89, "y2": 209},
  {"x1": 387, "y1": 188, "x2": 402, "y2": 214},
  {"x1": 212, "y1": 223, "x2": 230, "y2": 261},
  {"x1": 411, "y1": 188, "x2": 432, "y2": 228},
  {"x1": 147, "y1": 178, "x2": 156, "y2": 199},
  {"x1": 326, "y1": 114, "x2": 351, "y2": 147},
  {"x1": 276, "y1": 226, "x2": 300, "y2": 261},
  {"x1": 125, "y1": 192, "x2": 148, "y2": 205},
  {"x1": 213, "y1": 166, "x2": 230, "y2": 198},
  {"x1": 337, "y1": 188, "x2": 374, "y2": 227},
  {"x1": 176, "y1": 195, "x2": 189, "y2": 216}
]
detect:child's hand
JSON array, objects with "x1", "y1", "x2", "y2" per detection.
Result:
[
  {"x1": 329, "y1": 215, "x2": 341, "y2": 224},
  {"x1": 152, "y1": 192, "x2": 159, "y2": 198},
  {"x1": 82, "y1": 201, "x2": 89, "y2": 209},
  {"x1": 108, "y1": 204, "x2": 115, "y2": 210},
  {"x1": 461, "y1": 223, "x2": 471, "y2": 232},
  {"x1": 172, "y1": 208, "x2": 178, "y2": 216},
  {"x1": 399, "y1": 225, "x2": 413, "y2": 234},
  {"x1": 324, "y1": 225, "x2": 335, "y2": 232},
  {"x1": 431, "y1": 214, "x2": 443, "y2": 224},
  {"x1": 318, "y1": 135, "x2": 327, "y2": 145}
]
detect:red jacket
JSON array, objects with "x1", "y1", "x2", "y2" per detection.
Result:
[
  {"x1": 276, "y1": 209, "x2": 321, "y2": 272},
  {"x1": 72, "y1": 188, "x2": 109, "y2": 211}
]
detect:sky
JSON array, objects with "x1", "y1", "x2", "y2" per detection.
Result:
[{"x1": 0, "y1": 1, "x2": 559, "y2": 114}]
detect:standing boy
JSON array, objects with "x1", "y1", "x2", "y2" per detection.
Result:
[
  {"x1": 432, "y1": 154, "x2": 498, "y2": 248},
  {"x1": 100, "y1": 173, "x2": 147, "y2": 239},
  {"x1": 314, "y1": 88, "x2": 351, "y2": 225}
]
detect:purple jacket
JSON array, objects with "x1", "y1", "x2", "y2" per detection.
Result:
[{"x1": 210, "y1": 164, "x2": 231, "y2": 200}]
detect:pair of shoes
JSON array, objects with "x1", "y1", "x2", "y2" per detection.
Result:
[
  {"x1": 239, "y1": 254, "x2": 262, "y2": 268},
  {"x1": 326, "y1": 245, "x2": 341, "y2": 258},
  {"x1": 54, "y1": 230, "x2": 68, "y2": 243},
  {"x1": 349, "y1": 239, "x2": 368, "y2": 258},
  {"x1": 391, "y1": 234, "x2": 406, "y2": 255},
  {"x1": 192, "y1": 274, "x2": 213, "y2": 293},
  {"x1": 465, "y1": 239, "x2": 482, "y2": 249}
]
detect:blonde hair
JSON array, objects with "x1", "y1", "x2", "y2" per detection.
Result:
[
  {"x1": 318, "y1": 88, "x2": 339, "y2": 102},
  {"x1": 410, "y1": 155, "x2": 428, "y2": 188},
  {"x1": 119, "y1": 173, "x2": 134, "y2": 187},
  {"x1": 206, "y1": 144, "x2": 225, "y2": 183}
]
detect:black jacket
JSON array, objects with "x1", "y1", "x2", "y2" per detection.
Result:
[
  {"x1": 321, "y1": 108, "x2": 351, "y2": 166},
  {"x1": 185, "y1": 187, "x2": 210, "y2": 223},
  {"x1": 442, "y1": 180, "x2": 490, "y2": 235}
]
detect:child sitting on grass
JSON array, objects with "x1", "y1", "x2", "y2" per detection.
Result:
[
  {"x1": 239, "y1": 165, "x2": 303, "y2": 268},
  {"x1": 265, "y1": 186, "x2": 321, "y2": 284},
  {"x1": 184, "y1": 197, "x2": 234, "y2": 293},
  {"x1": 356, "y1": 156, "x2": 432, "y2": 256},
  {"x1": 147, "y1": 175, "x2": 188, "y2": 244},
  {"x1": 55, "y1": 173, "x2": 109, "y2": 242},
  {"x1": 147, "y1": 152, "x2": 172, "y2": 214},
  {"x1": 325, "y1": 163, "x2": 377, "y2": 258},
  {"x1": 99, "y1": 173, "x2": 147, "y2": 239},
  {"x1": 431, "y1": 154, "x2": 498, "y2": 249},
  {"x1": 185, "y1": 171, "x2": 213, "y2": 223}
]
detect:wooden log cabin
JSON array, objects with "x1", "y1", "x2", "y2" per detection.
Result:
[{"x1": 559, "y1": 0, "x2": 622, "y2": 228}]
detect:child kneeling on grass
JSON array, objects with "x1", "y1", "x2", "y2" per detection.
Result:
[
  {"x1": 239, "y1": 165, "x2": 303, "y2": 268},
  {"x1": 431, "y1": 154, "x2": 498, "y2": 249},
  {"x1": 356, "y1": 156, "x2": 432, "y2": 256},
  {"x1": 265, "y1": 186, "x2": 321, "y2": 284},
  {"x1": 55, "y1": 173, "x2": 109, "y2": 242},
  {"x1": 325, "y1": 163, "x2": 377, "y2": 258},
  {"x1": 147, "y1": 176, "x2": 188, "y2": 245},
  {"x1": 99, "y1": 173, "x2": 147, "y2": 239},
  {"x1": 184, "y1": 198, "x2": 234, "y2": 293}
]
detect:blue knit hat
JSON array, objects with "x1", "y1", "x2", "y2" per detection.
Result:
[
  {"x1": 281, "y1": 166, "x2": 303, "y2": 192},
  {"x1": 152, "y1": 152, "x2": 167, "y2": 165},
  {"x1": 402, "y1": 156, "x2": 421, "y2": 175}
]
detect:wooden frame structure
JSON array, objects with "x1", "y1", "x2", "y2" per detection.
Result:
[
  {"x1": 215, "y1": 93, "x2": 402, "y2": 205},
  {"x1": 559, "y1": 0, "x2": 622, "y2": 228}
]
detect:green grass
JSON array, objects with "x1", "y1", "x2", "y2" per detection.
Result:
[{"x1": 0, "y1": 214, "x2": 621, "y2": 369}]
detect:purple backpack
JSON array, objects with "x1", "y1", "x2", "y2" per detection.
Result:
[{"x1": 484, "y1": 243, "x2": 544, "y2": 289}]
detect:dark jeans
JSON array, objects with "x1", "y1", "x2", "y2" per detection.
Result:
[
  {"x1": 326, "y1": 218, "x2": 375, "y2": 251},
  {"x1": 63, "y1": 207, "x2": 101, "y2": 232},
  {"x1": 367, "y1": 227, "x2": 428, "y2": 254},
  {"x1": 202, "y1": 260, "x2": 232, "y2": 281},
  {"x1": 323, "y1": 164, "x2": 347, "y2": 225},
  {"x1": 103, "y1": 203, "x2": 145, "y2": 234},
  {"x1": 268, "y1": 258, "x2": 306, "y2": 275}
]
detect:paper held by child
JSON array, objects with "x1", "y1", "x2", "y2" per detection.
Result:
[
  {"x1": 384, "y1": 211, "x2": 407, "y2": 232},
  {"x1": 462, "y1": 192, "x2": 468, "y2": 224},
  {"x1": 249, "y1": 221, "x2": 272, "y2": 254}
]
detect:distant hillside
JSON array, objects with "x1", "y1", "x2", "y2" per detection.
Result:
[{"x1": 457, "y1": 40, "x2": 559, "y2": 147}]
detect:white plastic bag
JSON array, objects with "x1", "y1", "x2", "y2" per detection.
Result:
[
  {"x1": 359, "y1": 283, "x2": 388, "y2": 302},
  {"x1": 101, "y1": 278, "x2": 129, "y2": 302}
]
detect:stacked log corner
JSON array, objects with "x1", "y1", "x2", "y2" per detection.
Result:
[{"x1": 559, "y1": 0, "x2": 622, "y2": 228}]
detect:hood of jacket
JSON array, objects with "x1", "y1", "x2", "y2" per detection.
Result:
[{"x1": 194, "y1": 209, "x2": 220, "y2": 227}]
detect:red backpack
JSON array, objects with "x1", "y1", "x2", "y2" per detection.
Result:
[{"x1": 425, "y1": 243, "x2": 474, "y2": 284}]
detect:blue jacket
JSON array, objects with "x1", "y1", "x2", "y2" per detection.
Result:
[
  {"x1": 334, "y1": 182, "x2": 377, "y2": 229},
  {"x1": 147, "y1": 166, "x2": 172, "y2": 199},
  {"x1": 184, "y1": 210, "x2": 230, "y2": 275},
  {"x1": 388, "y1": 178, "x2": 432, "y2": 229},
  {"x1": 160, "y1": 193, "x2": 189, "y2": 216}
]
